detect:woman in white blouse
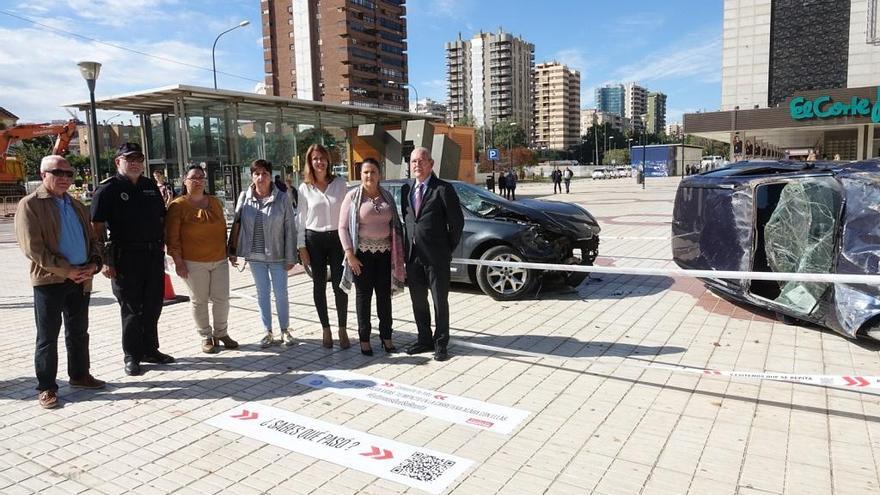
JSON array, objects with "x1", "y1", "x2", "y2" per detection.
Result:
[{"x1": 297, "y1": 144, "x2": 350, "y2": 349}]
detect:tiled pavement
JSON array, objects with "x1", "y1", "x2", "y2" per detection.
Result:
[{"x1": 1, "y1": 177, "x2": 879, "y2": 494}]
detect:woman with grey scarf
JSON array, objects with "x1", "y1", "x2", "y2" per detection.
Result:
[{"x1": 338, "y1": 158, "x2": 405, "y2": 356}]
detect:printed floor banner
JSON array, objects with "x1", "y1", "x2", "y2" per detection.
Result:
[
  {"x1": 207, "y1": 402, "x2": 473, "y2": 494},
  {"x1": 650, "y1": 364, "x2": 880, "y2": 392},
  {"x1": 297, "y1": 369, "x2": 530, "y2": 434}
]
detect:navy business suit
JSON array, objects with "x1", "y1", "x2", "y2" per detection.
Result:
[{"x1": 400, "y1": 174, "x2": 464, "y2": 349}]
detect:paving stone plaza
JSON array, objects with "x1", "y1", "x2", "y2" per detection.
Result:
[{"x1": 1, "y1": 177, "x2": 879, "y2": 494}]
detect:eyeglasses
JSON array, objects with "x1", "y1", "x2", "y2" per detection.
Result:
[
  {"x1": 122, "y1": 155, "x2": 145, "y2": 163},
  {"x1": 186, "y1": 176, "x2": 206, "y2": 183},
  {"x1": 46, "y1": 169, "x2": 75, "y2": 178}
]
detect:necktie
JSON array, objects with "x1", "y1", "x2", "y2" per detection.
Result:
[{"x1": 413, "y1": 183, "x2": 424, "y2": 216}]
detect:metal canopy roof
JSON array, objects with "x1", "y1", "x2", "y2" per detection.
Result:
[{"x1": 64, "y1": 84, "x2": 440, "y2": 127}]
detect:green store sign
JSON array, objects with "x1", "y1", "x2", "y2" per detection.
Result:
[{"x1": 790, "y1": 89, "x2": 880, "y2": 122}]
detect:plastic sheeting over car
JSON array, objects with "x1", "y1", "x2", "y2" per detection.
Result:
[
  {"x1": 672, "y1": 160, "x2": 880, "y2": 340},
  {"x1": 764, "y1": 178, "x2": 841, "y2": 314}
]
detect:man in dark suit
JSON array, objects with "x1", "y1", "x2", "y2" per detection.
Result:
[{"x1": 400, "y1": 147, "x2": 465, "y2": 361}]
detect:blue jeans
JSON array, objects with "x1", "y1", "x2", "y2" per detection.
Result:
[{"x1": 249, "y1": 261, "x2": 289, "y2": 331}]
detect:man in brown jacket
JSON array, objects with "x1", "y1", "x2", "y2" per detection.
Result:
[{"x1": 15, "y1": 155, "x2": 105, "y2": 409}]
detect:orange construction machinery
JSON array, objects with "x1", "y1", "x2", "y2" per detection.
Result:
[{"x1": 0, "y1": 119, "x2": 78, "y2": 187}]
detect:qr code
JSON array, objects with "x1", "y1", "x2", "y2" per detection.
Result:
[{"x1": 391, "y1": 451, "x2": 456, "y2": 482}]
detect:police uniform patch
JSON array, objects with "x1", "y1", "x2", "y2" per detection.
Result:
[{"x1": 120, "y1": 192, "x2": 129, "y2": 201}]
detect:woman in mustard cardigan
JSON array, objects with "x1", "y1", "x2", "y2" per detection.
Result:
[{"x1": 165, "y1": 164, "x2": 239, "y2": 354}]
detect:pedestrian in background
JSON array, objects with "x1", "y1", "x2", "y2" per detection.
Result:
[
  {"x1": 153, "y1": 169, "x2": 174, "y2": 208},
  {"x1": 229, "y1": 159, "x2": 297, "y2": 348},
  {"x1": 338, "y1": 158, "x2": 405, "y2": 356},
  {"x1": 563, "y1": 167, "x2": 573, "y2": 193},
  {"x1": 552, "y1": 168, "x2": 562, "y2": 194},
  {"x1": 166, "y1": 164, "x2": 239, "y2": 354},
  {"x1": 16, "y1": 155, "x2": 105, "y2": 408},
  {"x1": 91, "y1": 143, "x2": 174, "y2": 377},
  {"x1": 507, "y1": 168, "x2": 518, "y2": 201},
  {"x1": 297, "y1": 144, "x2": 351, "y2": 349},
  {"x1": 498, "y1": 172, "x2": 507, "y2": 199}
]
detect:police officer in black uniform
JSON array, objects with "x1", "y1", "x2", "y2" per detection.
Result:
[{"x1": 91, "y1": 143, "x2": 175, "y2": 376}]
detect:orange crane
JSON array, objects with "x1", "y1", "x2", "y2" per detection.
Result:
[{"x1": 0, "y1": 119, "x2": 79, "y2": 185}]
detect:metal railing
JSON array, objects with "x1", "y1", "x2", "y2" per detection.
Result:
[{"x1": 0, "y1": 196, "x2": 23, "y2": 218}]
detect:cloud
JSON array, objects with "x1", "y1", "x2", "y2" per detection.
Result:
[
  {"x1": 549, "y1": 48, "x2": 587, "y2": 74},
  {"x1": 62, "y1": 0, "x2": 180, "y2": 27},
  {"x1": 0, "y1": 26, "x2": 212, "y2": 121},
  {"x1": 613, "y1": 31, "x2": 722, "y2": 84}
]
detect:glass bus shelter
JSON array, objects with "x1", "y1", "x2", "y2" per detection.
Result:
[{"x1": 67, "y1": 84, "x2": 441, "y2": 214}]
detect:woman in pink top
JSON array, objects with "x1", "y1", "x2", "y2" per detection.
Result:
[{"x1": 339, "y1": 158, "x2": 405, "y2": 356}]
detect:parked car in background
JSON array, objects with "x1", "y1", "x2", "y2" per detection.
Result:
[
  {"x1": 384, "y1": 180, "x2": 601, "y2": 300},
  {"x1": 616, "y1": 166, "x2": 630, "y2": 178},
  {"x1": 672, "y1": 160, "x2": 880, "y2": 341},
  {"x1": 592, "y1": 168, "x2": 607, "y2": 180},
  {"x1": 332, "y1": 164, "x2": 348, "y2": 177},
  {"x1": 700, "y1": 155, "x2": 726, "y2": 170}
]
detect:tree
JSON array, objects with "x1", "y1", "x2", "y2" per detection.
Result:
[
  {"x1": 603, "y1": 148, "x2": 629, "y2": 166},
  {"x1": 15, "y1": 136, "x2": 54, "y2": 180},
  {"x1": 490, "y1": 121, "x2": 527, "y2": 149}
]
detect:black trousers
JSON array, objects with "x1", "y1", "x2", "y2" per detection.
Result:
[
  {"x1": 564, "y1": 179, "x2": 571, "y2": 193},
  {"x1": 111, "y1": 248, "x2": 164, "y2": 362},
  {"x1": 554, "y1": 181, "x2": 562, "y2": 194},
  {"x1": 353, "y1": 250, "x2": 392, "y2": 342},
  {"x1": 33, "y1": 281, "x2": 91, "y2": 391},
  {"x1": 509, "y1": 186, "x2": 516, "y2": 200},
  {"x1": 406, "y1": 248, "x2": 450, "y2": 349},
  {"x1": 305, "y1": 230, "x2": 348, "y2": 329}
]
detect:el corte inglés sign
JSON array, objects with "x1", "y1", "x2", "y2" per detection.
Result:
[{"x1": 790, "y1": 88, "x2": 880, "y2": 122}]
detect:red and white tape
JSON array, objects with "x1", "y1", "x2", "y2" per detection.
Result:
[{"x1": 651, "y1": 364, "x2": 880, "y2": 391}]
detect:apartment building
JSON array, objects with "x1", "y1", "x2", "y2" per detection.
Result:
[
  {"x1": 411, "y1": 98, "x2": 448, "y2": 121},
  {"x1": 445, "y1": 29, "x2": 535, "y2": 138},
  {"x1": 646, "y1": 92, "x2": 667, "y2": 135},
  {"x1": 261, "y1": 0, "x2": 409, "y2": 110},
  {"x1": 581, "y1": 109, "x2": 630, "y2": 135},
  {"x1": 533, "y1": 62, "x2": 580, "y2": 150},
  {"x1": 595, "y1": 84, "x2": 625, "y2": 116}
]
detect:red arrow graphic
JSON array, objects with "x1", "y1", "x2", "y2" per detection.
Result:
[
  {"x1": 360, "y1": 446, "x2": 394, "y2": 460},
  {"x1": 703, "y1": 370, "x2": 721, "y2": 375},
  {"x1": 230, "y1": 409, "x2": 259, "y2": 420},
  {"x1": 843, "y1": 376, "x2": 869, "y2": 387},
  {"x1": 381, "y1": 382, "x2": 395, "y2": 387},
  {"x1": 434, "y1": 394, "x2": 447, "y2": 400}
]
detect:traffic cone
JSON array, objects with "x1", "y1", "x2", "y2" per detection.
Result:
[{"x1": 163, "y1": 272, "x2": 189, "y2": 306}]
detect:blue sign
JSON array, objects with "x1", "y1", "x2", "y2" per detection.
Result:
[{"x1": 488, "y1": 148, "x2": 500, "y2": 160}]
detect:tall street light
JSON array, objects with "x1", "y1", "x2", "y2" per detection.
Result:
[
  {"x1": 77, "y1": 61, "x2": 101, "y2": 189},
  {"x1": 507, "y1": 121, "x2": 517, "y2": 171},
  {"x1": 212, "y1": 20, "x2": 250, "y2": 89},
  {"x1": 388, "y1": 81, "x2": 418, "y2": 112}
]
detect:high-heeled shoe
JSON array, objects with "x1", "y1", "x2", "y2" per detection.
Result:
[
  {"x1": 382, "y1": 340, "x2": 398, "y2": 353},
  {"x1": 338, "y1": 328, "x2": 351, "y2": 349},
  {"x1": 322, "y1": 328, "x2": 333, "y2": 349},
  {"x1": 360, "y1": 343, "x2": 373, "y2": 356}
]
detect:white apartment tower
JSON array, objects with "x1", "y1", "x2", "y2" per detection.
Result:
[
  {"x1": 534, "y1": 62, "x2": 581, "y2": 150},
  {"x1": 445, "y1": 29, "x2": 535, "y2": 138}
]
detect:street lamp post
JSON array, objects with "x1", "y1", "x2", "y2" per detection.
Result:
[
  {"x1": 507, "y1": 121, "x2": 517, "y2": 172},
  {"x1": 212, "y1": 20, "x2": 250, "y2": 90},
  {"x1": 77, "y1": 61, "x2": 102, "y2": 189}
]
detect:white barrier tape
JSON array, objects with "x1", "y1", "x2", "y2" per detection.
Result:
[
  {"x1": 451, "y1": 257, "x2": 880, "y2": 285},
  {"x1": 650, "y1": 364, "x2": 880, "y2": 392},
  {"x1": 602, "y1": 237, "x2": 670, "y2": 241}
]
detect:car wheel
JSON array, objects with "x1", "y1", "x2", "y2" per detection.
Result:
[{"x1": 476, "y1": 245, "x2": 536, "y2": 300}]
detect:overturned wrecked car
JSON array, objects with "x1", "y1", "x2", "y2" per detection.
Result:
[
  {"x1": 385, "y1": 180, "x2": 600, "y2": 300},
  {"x1": 672, "y1": 160, "x2": 880, "y2": 340}
]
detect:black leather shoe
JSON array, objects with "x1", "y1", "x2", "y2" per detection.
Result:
[
  {"x1": 405, "y1": 343, "x2": 435, "y2": 355},
  {"x1": 142, "y1": 351, "x2": 175, "y2": 364},
  {"x1": 124, "y1": 358, "x2": 141, "y2": 376},
  {"x1": 433, "y1": 348, "x2": 449, "y2": 362}
]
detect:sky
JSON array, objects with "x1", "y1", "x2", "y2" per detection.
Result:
[{"x1": 0, "y1": 0, "x2": 723, "y2": 124}]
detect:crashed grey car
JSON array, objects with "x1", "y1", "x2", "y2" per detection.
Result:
[{"x1": 672, "y1": 160, "x2": 880, "y2": 340}]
